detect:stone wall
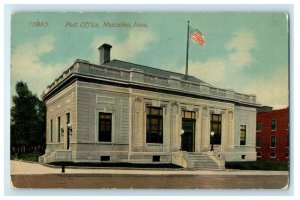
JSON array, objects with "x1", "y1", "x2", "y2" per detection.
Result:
[{"x1": 45, "y1": 82, "x2": 77, "y2": 154}]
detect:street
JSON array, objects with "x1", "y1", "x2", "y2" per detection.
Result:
[
  {"x1": 10, "y1": 160, "x2": 289, "y2": 189},
  {"x1": 11, "y1": 173, "x2": 288, "y2": 189}
]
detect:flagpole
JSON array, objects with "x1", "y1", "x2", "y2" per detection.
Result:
[{"x1": 185, "y1": 21, "x2": 190, "y2": 80}]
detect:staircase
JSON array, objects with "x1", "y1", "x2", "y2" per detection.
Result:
[
  {"x1": 39, "y1": 150, "x2": 72, "y2": 163},
  {"x1": 185, "y1": 152, "x2": 224, "y2": 170}
]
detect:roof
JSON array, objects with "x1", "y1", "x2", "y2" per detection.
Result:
[
  {"x1": 257, "y1": 107, "x2": 289, "y2": 114},
  {"x1": 42, "y1": 58, "x2": 258, "y2": 107},
  {"x1": 103, "y1": 59, "x2": 210, "y2": 85}
]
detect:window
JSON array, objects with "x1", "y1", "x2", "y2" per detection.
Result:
[
  {"x1": 182, "y1": 110, "x2": 196, "y2": 119},
  {"x1": 270, "y1": 152, "x2": 276, "y2": 158},
  {"x1": 50, "y1": 119, "x2": 53, "y2": 143},
  {"x1": 271, "y1": 120, "x2": 276, "y2": 130},
  {"x1": 285, "y1": 152, "x2": 289, "y2": 158},
  {"x1": 256, "y1": 136, "x2": 261, "y2": 147},
  {"x1": 146, "y1": 107, "x2": 163, "y2": 144},
  {"x1": 66, "y1": 112, "x2": 71, "y2": 150},
  {"x1": 57, "y1": 116, "x2": 61, "y2": 142},
  {"x1": 270, "y1": 136, "x2": 276, "y2": 147},
  {"x1": 210, "y1": 114, "x2": 222, "y2": 145},
  {"x1": 98, "y1": 113, "x2": 112, "y2": 142},
  {"x1": 257, "y1": 121, "x2": 262, "y2": 131},
  {"x1": 240, "y1": 125, "x2": 246, "y2": 145},
  {"x1": 257, "y1": 152, "x2": 261, "y2": 158},
  {"x1": 66, "y1": 112, "x2": 70, "y2": 124}
]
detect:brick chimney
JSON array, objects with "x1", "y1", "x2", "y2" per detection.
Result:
[{"x1": 98, "y1": 43, "x2": 112, "y2": 64}]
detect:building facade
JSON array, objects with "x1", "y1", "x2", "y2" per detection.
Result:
[
  {"x1": 39, "y1": 44, "x2": 259, "y2": 169},
  {"x1": 256, "y1": 107, "x2": 289, "y2": 161}
]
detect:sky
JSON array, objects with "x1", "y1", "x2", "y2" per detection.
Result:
[{"x1": 10, "y1": 12, "x2": 289, "y2": 108}]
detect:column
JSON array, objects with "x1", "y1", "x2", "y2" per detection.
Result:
[
  {"x1": 194, "y1": 107, "x2": 202, "y2": 152},
  {"x1": 221, "y1": 110, "x2": 228, "y2": 152},
  {"x1": 162, "y1": 102, "x2": 171, "y2": 152},
  {"x1": 170, "y1": 102, "x2": 180, "y2": 151},
  {"x1": 201, "y1": 107, "x2": 210, "y2": 151},
  {"x1": 227, "y1": 111, "x2": 234, "y2": 150},
  {"x1": 132, "y1": 98, "x2": 143, "y2": 151}
]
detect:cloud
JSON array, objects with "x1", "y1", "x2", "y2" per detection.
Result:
[
  {"x1": 179, "y1": 29, "x2": 288, "y2": 108},
  {"x1": 225, "y1": 29, "x2": 257, "y2": 68},
  {"x1": 241, "y1": 67, "x2": 288, "y2": 109},
  {"x1": 11, "y1": 30, "x2": 157, "y2": 99},
  {"x1": 183, "y1": 29, "x2": 258, "y2": 86},
  {"x1": 90, "y1": 30, "x2": 157, "y2": 62},
  {"x1": 181, "y1": 58, "x2": 227, "y2": 86},
  {"x1": 11, "y1": 35, "x2": 68, "y2": 98},
  {"x1": 182, "y1": 60, "x2": 288, "y2": 108}
]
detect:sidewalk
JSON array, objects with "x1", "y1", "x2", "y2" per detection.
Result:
[{"x1": 10, "y1": 160, "x2": 289, "y2": 176}]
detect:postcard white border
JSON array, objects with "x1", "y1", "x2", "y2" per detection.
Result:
[{"x1": 2, "y1": 2, "x2": 298, "y2": 198}]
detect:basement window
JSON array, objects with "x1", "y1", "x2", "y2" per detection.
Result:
[
  {"x1": 100, "y1": 156, "x2": 110, "y2": 161},
  {"x1": 153, "y1": 156, "x2": 160, "y2": 162},
  {"x1": 257, "y1": 152, "x2": 261, "y2": 158},
  {"x1": 270, "y1": 152, "x2": 276, "y2": 158}
]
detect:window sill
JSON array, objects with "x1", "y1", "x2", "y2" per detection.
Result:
[
  {"x1": 146, "y1": 143, "x2": 163, "y2": 146},
  {"x1": 48, "y1": 142, "x2": 63, "y2": 144},
  {"x1": 97, "y1": 142, "x2": 113, "y2": 144}
]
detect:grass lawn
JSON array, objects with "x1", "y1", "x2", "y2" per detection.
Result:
[
  {"x1": 225, "y1": 161, "x2": 289, "y2": 171},
  {"x1": 11, "y1": 152, "x2": 44, "y2": 162}
]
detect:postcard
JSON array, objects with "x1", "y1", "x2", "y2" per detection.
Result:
[{"x1": 10, "y1": 11, "x2": 289, "y2": 189}]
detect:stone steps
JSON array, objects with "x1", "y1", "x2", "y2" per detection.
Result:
[{"x1": 186, "y1": 153, "x2": 223, "y2": 170}]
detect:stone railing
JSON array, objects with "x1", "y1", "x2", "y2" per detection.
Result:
[
  {"x1": 45, "y1": 61, "x2": 78, "y2": 91},
  {"x1": 44, "y1": 60, "x2": 257, "y2": 105}
]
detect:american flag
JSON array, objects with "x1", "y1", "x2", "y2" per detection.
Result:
[{"x1": 190, "y1": 26, "x2": 205, "y2": 46}]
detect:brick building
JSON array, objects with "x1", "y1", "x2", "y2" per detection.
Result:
[{"x1": 256, "y1": 107, "x2": 289, "y2": 161}]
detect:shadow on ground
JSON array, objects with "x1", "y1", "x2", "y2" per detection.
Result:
[{"x1": 48, "y1": 162, "x2": 183, "y2": 169}]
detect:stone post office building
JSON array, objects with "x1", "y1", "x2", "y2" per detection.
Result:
[{"x1": 39, "y1": 44, "x2": 259, "y2": 169}]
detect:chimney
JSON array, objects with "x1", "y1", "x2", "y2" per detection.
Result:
[{"x1": 98, "y1": 43, "x2": 112, "y2": 64}]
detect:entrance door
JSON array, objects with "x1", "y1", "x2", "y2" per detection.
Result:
[
  {"x1": 181, "y1": 119, "x2": 196, "y2": 152},
  {"x1": 181, "y1": 111, "x2": 196, "y2": 152}
]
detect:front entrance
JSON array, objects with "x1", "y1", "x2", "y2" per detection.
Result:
[{"x1": 181, "y1": 111, "x2": 196, "y2": 152}]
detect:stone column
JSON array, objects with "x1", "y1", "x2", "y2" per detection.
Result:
[
  {"x1": 162, "y1": 102, "x2": 171, "y2": 152},
  {"x1": 194, "y1": 107, "x2": 202, "y2": 152},
  {"x1": 227, "y1": 111, "x2": 234, "y2": 150},
  {"x1": 170, "y1": 102, "x2": 180, "y2": 151},
  {"x1": 221, "y1": 110, "x2": 228, "y2": 152},
  {"x1": 201, "y1": 107, "x2": 210, "y2": 151},
  {"x1": 132, "y1": 98, "x2": 143, "y2": 151}
]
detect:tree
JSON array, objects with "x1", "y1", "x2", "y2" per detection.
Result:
[{"x1": 10, "y1": 81, "x2": 46, "y2": 153}]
